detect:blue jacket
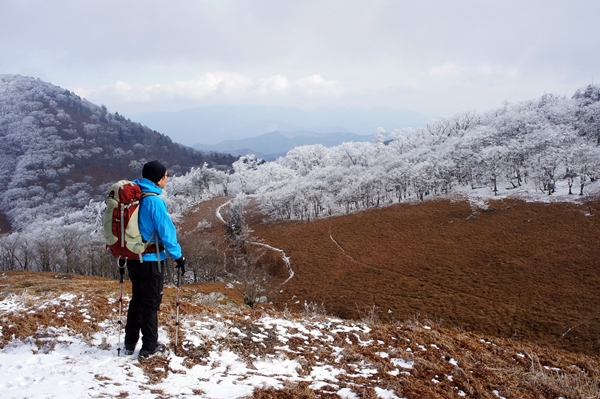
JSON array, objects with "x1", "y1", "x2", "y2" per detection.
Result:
[{"x1": 135, "y1": 178, "x2": 182, "y2": 261}]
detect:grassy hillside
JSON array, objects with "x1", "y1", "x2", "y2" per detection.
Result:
[{"x1": 162, "y1": 194, "x2": 600, "y2": 360}]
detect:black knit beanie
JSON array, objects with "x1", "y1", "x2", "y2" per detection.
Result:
[{"x1": 142, "y1": 160, "x2": 167, "y2": 184}]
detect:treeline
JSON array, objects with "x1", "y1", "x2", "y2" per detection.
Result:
[
  {"x1": 0, "y1": 225, "x2": 216, "y2": 286},
  {"x1": 0, "y1": 190, "x2": 275, "y2": 307},
  {"x1": 0, "y1": 165, "x2": 240, "y2": 286},
  {"x1": 230, "y1": 85, "x2": 600, "y2": 221},
  {"x1": 0, "y1": 202, "x2": 118, "y2": 278}
]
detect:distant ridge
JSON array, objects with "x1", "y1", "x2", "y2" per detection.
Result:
[
  {"x1": 133, "y1": 104, "x2": 432, "y2": 146},
  {"x1": 193, "y1": 130, "x2": 374, "y2": 160}
]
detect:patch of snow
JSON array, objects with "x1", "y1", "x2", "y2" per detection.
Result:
[
  {"x1": 374, "y1": 387, "x2": 403, "y2": 399},
  {"x1": 337, "y1": 387, "x2": 359, "y2": 399},
  {"x1": 391, "y1": 358, "x2": 414, "y2": 369}
]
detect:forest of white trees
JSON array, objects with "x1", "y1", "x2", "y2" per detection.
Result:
[
  {"x1": 1, "y1": 83, "x2": 600, "y2": 280},
  {"x1": 237, "y1": 86, "x2": 600, "y2": 221},
  {"x1": 0, "y1": 74, "x2": 234, "y2": 232}
]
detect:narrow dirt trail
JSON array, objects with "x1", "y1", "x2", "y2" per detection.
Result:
[
  {"x1": 215, "y1": 198, "x2": 295, "y2": 286},
  {"x1": 215, "y1": 199, "x2": 231, "y2": 224},
  {"x1": 247, "y1": 241, "x2": 294, "y2": 286},
  {"x1": 329, "y1": 223, "x2": 358, "y2": 263}
]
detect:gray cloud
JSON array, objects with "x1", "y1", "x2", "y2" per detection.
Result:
[{"x1": 1, "y1": 0, "x2": 598, "y2": 117}]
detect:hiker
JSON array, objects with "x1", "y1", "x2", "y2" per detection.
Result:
[{"x1": 123, "y1": 160, "x2": 186, "y2": 359}]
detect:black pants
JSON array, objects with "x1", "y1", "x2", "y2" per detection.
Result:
[{"x1": 124, "y1": 259, "x2": 164, "y2": 352}]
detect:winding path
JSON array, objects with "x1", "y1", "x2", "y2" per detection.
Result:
[
  {"x1": 329, "y1": 224, "x2": 358, "y2": 263},
  {"x1": 215, "y1": 199, "x2": 231, "y2": 224},
  {"x1": 216, "y1": 199, "x2": 294, "y2": 286},
  {"x1": 247, "y1": 241, "x2": 294, "y2": 287}
]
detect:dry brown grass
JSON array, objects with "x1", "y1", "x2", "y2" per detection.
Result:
[
  {"x1": 0, "y1": 272, "x2": 117, "y2": 349},
  {"x1": 0, "y1": 271, "x2": 243, "y2": 384},
  {"x1": 245, "y1": 316, "x2": 600, "y2": 399},
  {"x1": 241, "y1": 197, "x2": 600, "y2": 357},
  {"x1": 2, "y1": 271, "x2": 600, "y2": 398}
]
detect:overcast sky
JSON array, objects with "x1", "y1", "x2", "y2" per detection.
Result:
[{"x1": 1, "y1": 0, "x2": 598, "y2": 118}]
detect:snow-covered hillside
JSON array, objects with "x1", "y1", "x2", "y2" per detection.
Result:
[
  {"x1": 0, "y1": 74, "x2": 235, "y2": 231},
  {"x1": 2, "y1": 83, "x2": 600, "y2": 284}
]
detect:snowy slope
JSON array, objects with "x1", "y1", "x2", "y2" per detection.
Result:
[{"x1": 1, "y1": 273, "x2": 599, "y2": 399}]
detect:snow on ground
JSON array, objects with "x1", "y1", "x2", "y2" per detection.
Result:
[
  {"x1": 0, "y1": 288, "x2": 414, "y2": 399},
  {"x1": 450, "y1": 177, "x2": 600, "y2": 205},
  {"x1": 1, "y1": 278, "x2": 590, "y2": 399}
]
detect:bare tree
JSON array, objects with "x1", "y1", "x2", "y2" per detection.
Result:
[
  {"x1": 33, "y1": 230, "x2": 60, "y2": 272},
  {"x1": 180, "y1": 235, "x2": 227, "y2": 283},
  {"x1": 223, "y1": 194, "x2": 272, "y2": 307}
]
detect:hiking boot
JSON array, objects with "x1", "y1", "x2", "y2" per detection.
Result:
[
  {"x1": 123, "y1": 346, "x2": 135, "y2": 356},
  {"x1": 138, "y1": 343, "x2": 168, "y2": 360}
]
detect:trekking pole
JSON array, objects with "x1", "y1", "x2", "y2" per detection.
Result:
[
  {"x1": 175, "y1": 263, "x2": 182, "y2": 349},
  {"x1": 116, "y1": 259, "x2": 126, "y2": 357}
]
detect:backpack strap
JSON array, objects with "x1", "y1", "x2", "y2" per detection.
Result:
[
  {"x1": 141, "y1": 192, "x2": 157, "y2": 200},
  {"x1": 140, "y1": 192, "x2": 162, "y2": 272},
  {"x1": 155, "y1": 233, "x2": 162, "y2": 273}
]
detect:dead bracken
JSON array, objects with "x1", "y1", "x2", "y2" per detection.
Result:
[{"x1": 1, "y1": 271, "x2": 600, "y2": 398}]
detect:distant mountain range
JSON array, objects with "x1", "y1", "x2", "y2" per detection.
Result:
[
  {"x1": 193, "y1": 130, "x2": 374, "y2": 160},
  {"x1": 132, "y1": 104, "x2": 432, "y2": 146}
]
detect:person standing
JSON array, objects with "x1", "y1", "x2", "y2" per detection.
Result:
[{"x1": 123, "y1": 160, "x2": 186, "y2": 359}]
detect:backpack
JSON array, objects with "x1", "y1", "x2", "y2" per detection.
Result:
[{"x1": 102, "y1": 180, "x2": 158, "y2": 261}]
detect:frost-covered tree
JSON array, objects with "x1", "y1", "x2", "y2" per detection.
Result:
[
  {"x1": 240, "y1": 85, "x2": 600, "y2": 220},
  {"x1": 0, "y1": 74, "x2": 236, "y2": 231}
]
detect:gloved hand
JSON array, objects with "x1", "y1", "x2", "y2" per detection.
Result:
[
  {"x1": 175, "y1": 256, "x2": 186, "y2": 276},
  {"x1": 118, "y1": 259, "x2": 126, "y2": 276}
]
